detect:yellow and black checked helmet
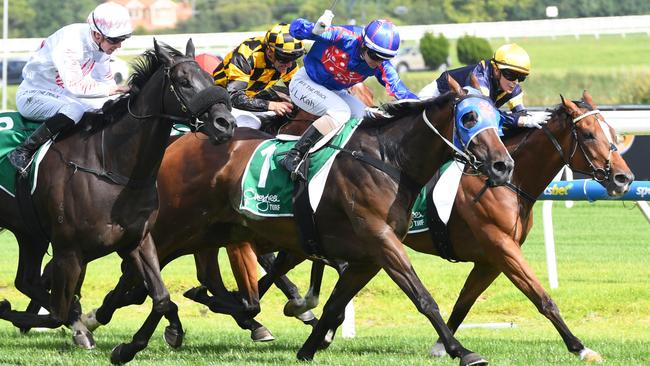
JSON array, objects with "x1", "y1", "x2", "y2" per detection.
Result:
[
  {"x1": 492, "y1": 43, "x2": 531, "y2": 75},
  {"x1": 265, "y1": 23, "x2": 304, "y2": 63}
]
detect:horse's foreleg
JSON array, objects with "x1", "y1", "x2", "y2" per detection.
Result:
[
  {"x1": 13, "y1": 233, "x2": 50, "y2": 309},
  {"x1": 227, "y1": 241, "x2": 260, "y2": 315},
  {"x1": 430, "y1": 263, "x2": 500, "y2": 358},
  {"x1": 50, "y1": 250, "x2": 94, "y2": 349},
  {"x1": 125, "y1": 233, "x2": 182, "y2": 354},
  {"x1": 185, "y1": 248, "x2": 243, "y2": 314},
  {"x1": 495, "y1": 243, "x2": 601, "y2": 362},
  {"x1": 86, "y1": 262, "x2": 146, "y2": 331},
  {"x1": 257, "y1": 252, "x2": 302, "y2": 301},
  {"x1": 379, "y1": 239, "x2": 487, "y2": 366},
  {"x1": 297, "y1": 263, "x2": 379, "y2": 361}
]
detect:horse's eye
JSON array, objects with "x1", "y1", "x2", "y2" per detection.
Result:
[{"x1": 461, "y1": 111, "x2": 478, "y2": 129}]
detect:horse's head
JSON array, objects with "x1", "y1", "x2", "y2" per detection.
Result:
[
  {"x1": 447, "y1": 75, "x2": 514, "y2": 185},
  {"x1": 553, "y1": 91, "x2": 634, "y2": 196},
  {"x1": 154, "y1": 39, "x2": 236, "y2": 144}
]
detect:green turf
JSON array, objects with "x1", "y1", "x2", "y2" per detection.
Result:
[{"x1": 0, "y1": 201, "x2": 648, "y2": 365}]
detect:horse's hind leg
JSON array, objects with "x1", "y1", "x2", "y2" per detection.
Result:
[
  {"x1": 379, "y1": 238, "x2": 487, "y2": 366},
  {"x1": 430, "y1": 263, "x2": 500, "y2": 357},
  {"x1": 296, "y1": 263, "x2": 379, "y2": 361},
  {"x1": 493, "y1": 244, "x2": 601, "y2": 362}
]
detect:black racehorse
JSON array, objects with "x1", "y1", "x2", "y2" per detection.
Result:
[
  {"x1": 0, "y1": 39, "x2": 235, "y2": 355},
  {"x1": 85, "y1": 78, "x2": 513, "y2": 365}
]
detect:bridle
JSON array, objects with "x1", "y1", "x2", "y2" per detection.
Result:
[
  {"x1": 127, "y1": 58, "x2": 215, "y2": 133},
  {"x1": 542, "y1": 107, "x2": 616, "y2": 183}
]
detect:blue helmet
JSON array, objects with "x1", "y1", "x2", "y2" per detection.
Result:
[{"x1": 363, "y1": 19, "x2": 400, "y2": 59}]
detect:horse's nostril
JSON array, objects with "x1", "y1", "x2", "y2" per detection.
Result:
[
  {"x1": 615, "y1": 173, "x2": 633, "y2": 185},
  {"x1": 493, "y1": 161, "x2": 509, "y2": 173}
]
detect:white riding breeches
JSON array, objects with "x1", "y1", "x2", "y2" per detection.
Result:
[
  {"x1": 231, "y1": 108, "x2": 276, "y2": 130},
  {"x1": 16, "y1": 85, "x2": 115, "y2": 123},
  {"x1": 289, "y1": 67, "x2": 365, "y2": 129}
]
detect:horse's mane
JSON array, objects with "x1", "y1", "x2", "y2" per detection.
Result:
[
  {"x1": 69, "y1": 44, "x2": 186, "y2": 137},
  {"x1": 361, "y1": 92, "x2": 454, "y2": 128}
]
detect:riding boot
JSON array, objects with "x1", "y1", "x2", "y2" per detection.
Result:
[
  {"x1": 278, "y1": 125, "x2": 323, "y2": 181},
  {"x1": 8, "y1": 113, "x2": 74, "y2": 176}
]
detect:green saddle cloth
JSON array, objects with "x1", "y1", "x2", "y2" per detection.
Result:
[
  {"x1": 0, "y1": 111, "x2": 43, "y2": 196},
  {"x1": 239, "y1": 118, "x2": 361, "y2": 217}
]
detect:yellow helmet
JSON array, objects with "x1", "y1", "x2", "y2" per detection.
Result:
[
  {"x1": 265, "y1": 23, "x2": 304, "y2": 63},
  {"x1": 492, "y1": 43, "x2": 531, "y2": 75}
]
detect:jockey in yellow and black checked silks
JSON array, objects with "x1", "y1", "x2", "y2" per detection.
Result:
[{"x1": 213, "y1": 23, "x2": 304, "y2": 111}]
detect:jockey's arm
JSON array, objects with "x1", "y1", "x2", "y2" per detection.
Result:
[
  {"x1": 289, "y1": 18, "x2": 344, "y2": 42},
  {"x1": 500, "y1": 92, "x2": 527, "y2": 129},
  {"x1": 375, "y1": 62, "x2": 419, "y2": 100},
  {"x1": 227, "y1": 80, "x2": 270, "y2": 112},
  {"x1": 51, "y1": 44, "x2": 112, "y2": 98}
]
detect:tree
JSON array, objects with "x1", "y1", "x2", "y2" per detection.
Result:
[{"x1": 419, "y1": 32, "x2": 449, "y2": 70}]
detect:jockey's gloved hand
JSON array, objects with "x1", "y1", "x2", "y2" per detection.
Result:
[
  {"x1": 313, "y1": 10, "x2": 334, "y2": 35},
  {"x1": 519, "y1": 112, "x2": 550, "y2": 129}
]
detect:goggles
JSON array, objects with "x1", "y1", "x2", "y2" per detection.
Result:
[
  {"x1": 274, "y1": 49, "x2": 302, "y2": 64},
  {"x1": 365, "y1": 48, "x2": 391, "y2": 62},
  {"x1": 92, "y1": 13, "x2": 131, "y2": 45},
  {"x1": 500, "y1": 68, "x2": 527, "y2": 83}
]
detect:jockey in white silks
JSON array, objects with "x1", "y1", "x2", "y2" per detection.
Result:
[
  {"x1": 277, "y1": 12, "x2": 418, "y2": 181},
  {"x1": 8, "y1": 2, "x2": 133, "y2": 175}
]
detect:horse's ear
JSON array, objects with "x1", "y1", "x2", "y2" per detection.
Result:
[
  {"x1": 447, "y1": 75, "x2": 464, "y2": 96},
  {"x1": 469, "y1": 73, "x2": 481, "y2": 91},
  {"x1": 185, "y1": 38, "x2": 195, "y2": 59},
  {"x1": 582, "y1": 90, "x2": 597, "y2": 109},
  {"x1": 154, "y1": 38, "x2": 174, "y2": 66},
  {"x1": 561, "y1": 94, "x2": 580, "y2": 116}
]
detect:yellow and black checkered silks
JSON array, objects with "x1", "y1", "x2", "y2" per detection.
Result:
[
  {"x1": 265, "y1": 23, "x2": 304, "y2": 55},
  {"x1": 213, "y1": 35, "x2": 298, "y2": 97}
]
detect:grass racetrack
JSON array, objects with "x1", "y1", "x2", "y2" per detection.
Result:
[{"x1": 0, "y1": 201, "x2": 648, "y2": 365}]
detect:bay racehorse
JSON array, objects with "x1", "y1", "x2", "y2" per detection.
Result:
[
  {"x1": 262, "y1": 91, "x2": 634, "y2": 363},
  {"x1": 0, "y1": 39, "x2": 235, "y2": 353},
  {"x1": 93, "y1": 77, "x2": 514, "y2": 365}
]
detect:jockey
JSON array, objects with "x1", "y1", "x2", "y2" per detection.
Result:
[
  {"x1": 278, "y1": 12, "x2": 418, "y2": 180},
  {"x1": 213, "y1": 23, "x2": 304, "y2": 129},
  {"x1": 419, "y1": 43, "x2": 548, "y2": 134},
  {"x1": 8, "y1": 2, "x2": 133, "y2": 175}
]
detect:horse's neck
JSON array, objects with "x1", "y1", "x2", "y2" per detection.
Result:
[
  {"x1": 103, "y1": 68, "x2": 173, "y2": 182},
  {"x1": 511, "y1": 115, "x2": 574, "y2": 200},
  {"x1": 378, "y1": 109, "x2": 454, "y2": 187}
]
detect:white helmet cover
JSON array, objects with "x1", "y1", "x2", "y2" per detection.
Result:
[{"x1": 88, "y1": 3, "x2": 133, "y2": 38}]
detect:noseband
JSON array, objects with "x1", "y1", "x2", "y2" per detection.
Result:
[{"x1": 543, "y1": 108, "x2": 616, "y2": 183}]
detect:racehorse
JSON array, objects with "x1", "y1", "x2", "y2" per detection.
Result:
[
  {"x1": 92, "y1": 76, "x2": 514, "y2": 365},
  {"x1": 0, "y1": 39, "x2": 235, "y2": 353},
  {"x1": 259, "y1": 91, "x2": 634, "y2": 363}
]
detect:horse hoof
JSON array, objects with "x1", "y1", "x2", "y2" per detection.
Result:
[
  {"x1": 296, "y1": 310, "x2": 316, "y2": 324},
  {"x1": 283, "y1": 299, "x2": 307, "y2": 317},
  {"x1": 73, "y1": 329, "x2": 96, "y2": 350},
  {"x1": 250, "y1": 326, "x2": 275, "y2": 342},
  {"x1": 0, "y1": 300, "x2": 11, "y2": 315},
  {"x1": 183, "y1": 286, "x2": 208, "y2": 302},
  {"x1": 80, "y1": 309, "x2": 101, "y2": 332},
  {"x1": 19, "y1": 327, "x2": 31, "y2": 334},
  {"x1": 110, "y1": 343, "x2": 135, "y2": 365},
  {"x1": 429, "y1": 342, "x2": 447, "y2": 358},
  {"x1": 296, "y1": 348, "x2": 314, "y2": 361},
  {"x1": 305, "y1": 296, "x2": 319, "y2": 310},
  {"x1": 460, "y1": 352, "x2": 488, "y2": 366},
  {"x1": 579, "y1": 348, "x2": 603, "y2": 363},
  {"x1": 164, "y1": 325, "x2": 184, "y2": 349}
]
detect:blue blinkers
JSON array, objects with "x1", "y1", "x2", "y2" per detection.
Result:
[{"x1": 452, "y1": 92, "x2": 500, "y2": 150}]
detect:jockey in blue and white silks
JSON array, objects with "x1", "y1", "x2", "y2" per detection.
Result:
[{"x1": 279, "y1": 13, "x2": 418, "y2": 180}]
